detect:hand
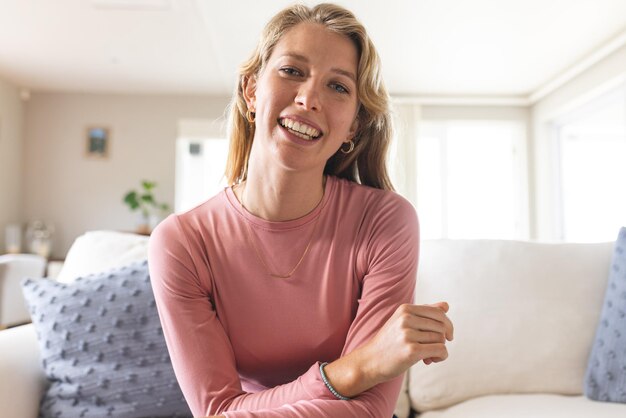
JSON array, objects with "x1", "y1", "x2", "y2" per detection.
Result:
[
  {"x1": 322, "y1": 302, "x2": 454, "y2": 398},
  {"x1": 360, "y1": 302, "x2": 454, "y2": 383}
]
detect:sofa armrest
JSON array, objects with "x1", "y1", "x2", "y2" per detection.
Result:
[{"x1": 0, "y1": 324, "x2": 48, "y2": 418}]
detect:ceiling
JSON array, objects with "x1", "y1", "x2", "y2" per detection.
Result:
[{"x1": 0, "y1": 0, "x2": 625, "y2": 102}]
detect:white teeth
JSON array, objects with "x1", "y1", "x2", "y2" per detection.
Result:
[
  {"x1": 292, "y1": 130, "x2": 314, "y2": 140},
  {"x1": 279, "y1": 118, "x2": 320, "y2": 139}
]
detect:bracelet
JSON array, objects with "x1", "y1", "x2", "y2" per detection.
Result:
[{"x1": 319, "y1": 362, "x2": 351, "y2": 401}]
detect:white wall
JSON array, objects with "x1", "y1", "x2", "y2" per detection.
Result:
[
  {"x1": 23, "y1": 93, "x2": 230, "y2": 258},
  {"x1": 0, "y1": 77, "x2": 24, "y2": 253},
  {"x1": 531, "y1": 44, "x2": 626, "y2": 241}
]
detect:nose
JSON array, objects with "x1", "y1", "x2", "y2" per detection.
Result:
[{"x1": 295, "y1": 79, "x2": 321, "y2": 112}]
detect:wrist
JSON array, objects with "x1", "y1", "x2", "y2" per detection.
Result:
[
  {"x1": 323, "y1": 347, "x2": 379, "y2": 398},
  {"x1": 320, "y1": 362, "x2": 351, "y2": 400}
]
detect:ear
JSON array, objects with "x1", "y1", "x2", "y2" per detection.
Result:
[{"x1": 242, "y1": 75, "x2": 257, "y2": 111}]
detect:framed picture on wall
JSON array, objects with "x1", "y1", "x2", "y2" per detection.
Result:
[{"x1": 86, "y1": 127, "x2": 110, "y2": 159}]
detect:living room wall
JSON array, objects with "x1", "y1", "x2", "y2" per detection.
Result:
[
  {"x1": 0, "y1": 77, "x2": 24, "y2": 254},
  {"x1": 22, "y1": 93, "x2": 230, "y2": 258}
]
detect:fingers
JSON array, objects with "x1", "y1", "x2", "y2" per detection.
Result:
[
  {"x1": 404, "y1": 329, "x2": 446, "y2": 344},
  {"x1": 427, "y1": 301, "x2": 449, "y2": 313},
  {"x1": 425, "y1": 303, "x2": 452, "y2": 339},
  {"x1": 402, "y1": 330, "x2": 449, "y2": 364},
  {"x1": 404, "y1": 330, "x2": 448, "y2": 363},
  {"x1": 398, "y1": 303, "x2": 454, "y2": 342},
  {"x1": 423, "y1": 357, "x2": 445, "y2": 365},
  {"x1": 419, "y1": 305, "x2": 451, "y2": 366},
  {"x1": 402, "y1": 316, "x2": 448, "y2": 338},
  {"x1": 414, "y1": 343, "x2": 448, "y2": 362},
  {"x1": 418, "y1": 330, "x2": 446, "y2": 344}
]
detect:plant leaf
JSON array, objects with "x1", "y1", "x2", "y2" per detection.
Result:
[
  {"x1": 123, "y1": 191, "x2": 140, "y2": 210},
  {"x1": 142, "y1": 180, "x2": 156, "y2": 191}
]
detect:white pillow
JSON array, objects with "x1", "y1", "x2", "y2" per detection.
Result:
[
  {"x1": 408, "y1": 239, "x2": 613, "y2": 411},
  {"x1": 55, "y1": 230, "x2": 149, "y2": 283}
]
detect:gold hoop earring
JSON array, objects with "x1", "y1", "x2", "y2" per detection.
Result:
[
  {"x1": 246, "y1": 109, "x2": 256, "y2": 123},
  {"x1": 340, "y1": 140, "x2": 355, "y2": 154}
]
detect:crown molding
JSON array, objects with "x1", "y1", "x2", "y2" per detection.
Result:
[{"x1": 529, "y1": 28, "x2": 626, "y2": 104}]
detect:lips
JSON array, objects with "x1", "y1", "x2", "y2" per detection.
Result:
[{"x1": 278, "y1": 117, "x2": 323, "y2": 141}]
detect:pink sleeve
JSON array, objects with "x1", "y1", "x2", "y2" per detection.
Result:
[{"x1": 148, "y1": 195, "x2": 418, "y2": 418}]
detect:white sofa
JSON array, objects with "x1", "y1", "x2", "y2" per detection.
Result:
[
  {"x1": 0, "y1": 253, "x2": 47, "y2": 328},
  {"x1": 1, "y1": 231, "x2": 624, "y2": 417},
  {"x1": 395, "y1": 239, "x2": 625, "y2": 418}
]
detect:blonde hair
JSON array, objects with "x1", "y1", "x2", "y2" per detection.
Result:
[{"x1": 225, "y1": 3, "x2": 394, "y2": 191}]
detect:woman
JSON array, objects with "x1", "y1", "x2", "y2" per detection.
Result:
[{"x1": 149, "y1": 3, "x2": 453, "y2": 418}]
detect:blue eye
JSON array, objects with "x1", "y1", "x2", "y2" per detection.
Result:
[
  {"x1": 280, "y1": 67, "x2": 302, "y2": 76},
  {"x1": 330, "y1": 83, "x2": 349, "y2": 94}
]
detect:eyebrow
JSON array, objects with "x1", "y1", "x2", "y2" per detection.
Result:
[{"x1": 282, "y1": 52, "x2": 357, "y2": 82}]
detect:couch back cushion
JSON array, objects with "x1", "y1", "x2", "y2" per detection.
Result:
[
  {"x1": 409, "y1": 239, "x2": 613, "y2": 411},
  {"x1": 56, "y1": 231, "x2": 149, "y2": 283}
]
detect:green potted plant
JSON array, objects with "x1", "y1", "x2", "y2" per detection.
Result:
[{"x1": 123, "y1": 180, "x2": 170, "y2": 234}]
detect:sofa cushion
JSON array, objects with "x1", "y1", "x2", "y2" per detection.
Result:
[
  {"x1": 0, "y1": 323, "x2": 47, "y2": 418},
  {"x1": 393, "y1": 373, "x2": 411, "y2": 418},
  {"x1": 56, "y1": 231, "x2": 149, "y2": 284},
  {"x1": 418, "y1": 394, "x2": 626, "y2": 418},
  {"x1": 21, "y1": 260, "x2": 192, "y2": 418},
  {"x1": 409, "y1": 239, "x2": 614, "y2": 411},
  {"x1": 585, "y1": 227, "x2": 626, "y2": 403}
]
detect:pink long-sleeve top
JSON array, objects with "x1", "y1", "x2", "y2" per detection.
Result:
[{"x1": 148, "y1": 175, "x2": 419, "y2": 418}]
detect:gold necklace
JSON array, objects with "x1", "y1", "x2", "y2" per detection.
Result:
[{"x1": 239, "y1": 180, "x2": 325, "y2": 279}]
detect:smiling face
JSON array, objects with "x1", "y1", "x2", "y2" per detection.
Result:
[{"x1": 243, "y1": 22, "x2": 360, "y2": 175}]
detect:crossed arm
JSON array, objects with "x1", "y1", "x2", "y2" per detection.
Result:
[
  {"x1": 205, "y1": 302, "x2": 453, "y2": 418},
  {"x1": 149, "y1": 198, "x2": 453, "y2": 418}
]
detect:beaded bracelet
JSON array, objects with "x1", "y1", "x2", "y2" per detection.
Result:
[{"x1": 319, "y1": 362, "x2": 351, "y2": 401}]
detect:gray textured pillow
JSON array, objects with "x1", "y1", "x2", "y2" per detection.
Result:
[
  {"x1": 584, "y1": 227, "x2": 626, "y2": 403},
  {"x1": 21, "y1": 260, "x2": 192, "y2": 418}
]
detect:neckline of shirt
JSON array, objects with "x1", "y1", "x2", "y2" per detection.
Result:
[{"x1": 224, "y1": 175, "x2": 336, "y2": 231}]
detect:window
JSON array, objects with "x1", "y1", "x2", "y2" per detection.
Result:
[
  {"x1": 416, "y1": 120, "x2": 527, "y2": 240},
  {"x1": 555, "y1": 84, "x2": 626, "y2": 242},
  {"x1": 175, "y1": 137, "x2": 229, "y2": 213}
]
